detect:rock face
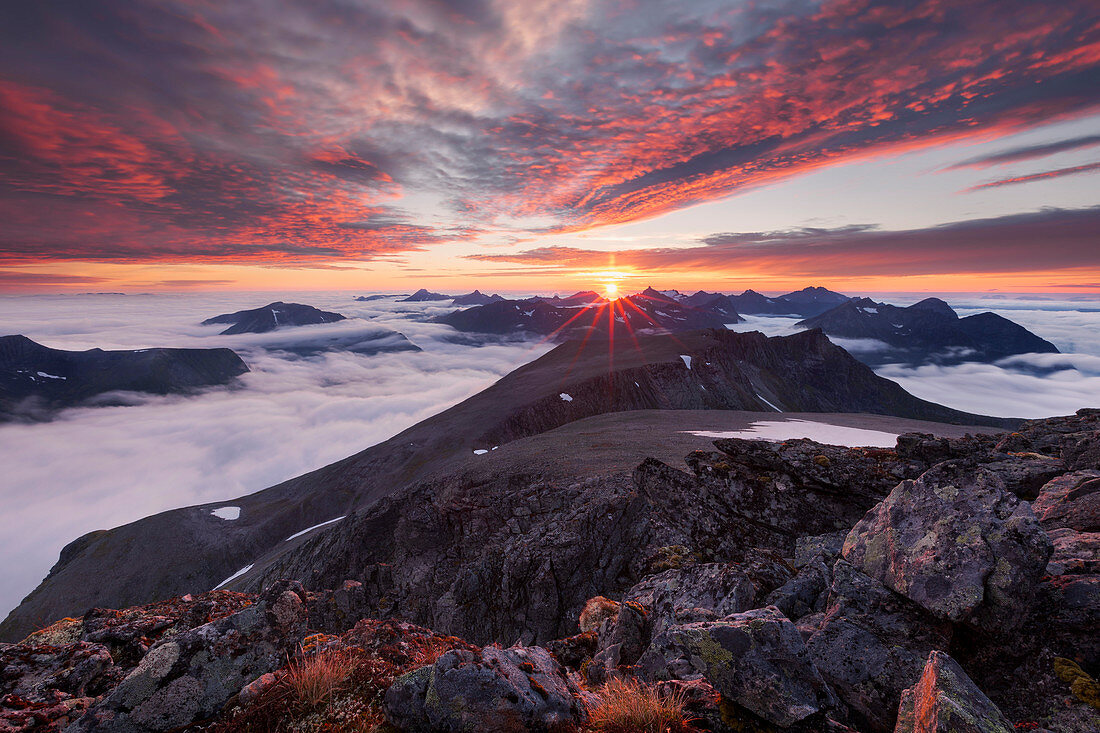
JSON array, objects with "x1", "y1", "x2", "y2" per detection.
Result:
[
  {"x1": 1033, "y1": 470, "x2": 1100, "y2": 531},
  {"x1": 0, "y1": 334, "x2": 248, "y2": 421},
  {"x1": 894, "y1": 651, "x2": 1013, "y2": 733},
  {"x1": 805, "y1": 561, "x2": 952, "y2": 731},
  {"x1": 201, "y1": 301, "x2": 345, "y2": 334},
  {"x1": 623, "y1": 563, "x2": 757, "y2": 635},
  {"x1": 797, "y1": 297, "x2": 1058, "y2": 365},
  {"x1": 67, "y1": 581, "x2": 310, "y2": 732},
  {"x1": 637, "y1": 606, "x2": 836, "y2": 727},
  {"x1": 383, "y1": 645, "x2": 588, "y2": 732},
  {"x1": 842, "y1": 462, "x2": 1052, "y2": 631}
]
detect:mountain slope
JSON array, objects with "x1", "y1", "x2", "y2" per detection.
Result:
[
  {"x1": 0, "y1": 335, "x2": 248, "y2": 421},
  {"x1": 0, "y1": 328, "x2": 1013, "y2": 640},
  {"x1": 201, "y1": 302, "x2": 345, "y2": 335}
]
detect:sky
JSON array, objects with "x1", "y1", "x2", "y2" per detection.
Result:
[{"x1": 1, "y1": 0, "x2": 1099, "y2": 293}]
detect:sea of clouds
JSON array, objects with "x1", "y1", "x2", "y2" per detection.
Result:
[
  {"x1": 0, "y1": 292, "x2": 550, "y2": 618},
  {"x1": 0, "y1": 290, "x2": 1098, "y2": 620}
]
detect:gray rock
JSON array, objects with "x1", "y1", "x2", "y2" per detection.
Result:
[
  {"x1": 383, "y1": 645, "x2": 589, "y2": 732},
  {"x1": 637, "y1": 606, "x2": 836, "y2": 727},
  {"x1": 623, "y1": 563, "x2": 756, "y2": 635},
  {"x1": 794, "y1": 532, "x2": 848, "y2": 568},
  {"x1": 766, "y1": 558, "x2": 831, "y2": 620},
  {"x1": 1033, "y1": 470, "x2": 1100, "y2": 532},
  {"x1": 842, "y1": 462, "x2": 1052, "y2": 631},
  {"x1": 806, "y1": 561, "x2": 952, "y2": 732},
  {"x1": 65, "y1": 581, "x2": 309, "y2": 732},
  {"x1": 894, "y1": 651, "x2": 1012, "y2": 733}
]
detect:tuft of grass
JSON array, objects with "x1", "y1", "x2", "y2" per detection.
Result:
[
  {"x1": 586, "y1": 678, "x2": 696, "y2": 733},
  {"x1": 283, "y1": 647, "x2": 358, "y2": 710}
]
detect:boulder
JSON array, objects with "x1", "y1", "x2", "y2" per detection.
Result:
[
  {"x1": 806, "y1": 561, "x2": 952, "y2": 732},
  {"x1": 637, "y1": 606, "x2": 836, "y2": 727},
  {"x1": 766, "y1": 558, "x2": 831, "y2": 621},
  {"x1": 623, "y1": 563, "x2": 756, "y2": 635},
  {"x1": 894, "y1": 651, "x2": 1012, "y2": 733},
  {"x1": 842, "y1": 462, "x2": 1052, "y2": 631},
  {"x1": 1033, "y1": 471, "x2": 1100, "y2": 532},
  {"x1": 66, "y1": 580, "x2": 310, "y2": 732},
  {"x1": 383, "y1": 645, "x2": 589, "y2": 732}
]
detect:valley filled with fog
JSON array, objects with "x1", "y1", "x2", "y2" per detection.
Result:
[{"x1": 0, "y1": 290, "x2": 1097, "y2": 618}]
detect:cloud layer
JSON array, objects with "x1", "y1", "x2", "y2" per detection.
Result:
[
  {"x1": 1, "y1": 0, "x2": 1098, "y2": 265},
  {"x1": 0, "y1": 293, "x2": 549, "y2": 618}
]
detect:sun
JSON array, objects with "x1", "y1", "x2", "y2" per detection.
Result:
[{"x1": 603, "y1": 282, "x2": 619, "y2": 298}]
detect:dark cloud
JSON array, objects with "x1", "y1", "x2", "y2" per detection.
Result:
[
  {"x1": 966, "y1": 162, "x2": 1100, "y2": 191},
  {"x1": 0, "y1": 271, "x2": 108, "y2": 285},
  {"x1": 0, "y1": 0, "x2": 1098, "y2": 262},
  {"x1": 945, "y1": 134, "x2": 1100, "y2": 170},
  {"x1": 468, "y1": 207, "x2": 1100, "y2": 277}
]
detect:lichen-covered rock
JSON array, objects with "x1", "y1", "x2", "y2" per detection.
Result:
[
  {"x1": 66, "y1": 580, "x2": 309, "y2": 732},
  {"x1": 1033, "y1": 471, "x2": 1100, "y2": 532},
  {"x1": 636, "y1": 606, "x2": 836, "y2": 727},
  {"x1": 623, "y1": 563, "x2": 756, "y2": 635},
  {"x1": 383, "y1": 645, "x2": 589, "y2": 732},
  {"x1": 894, "y1": 651, "x2": 1012, "y2": 733},
  {"x1": 806, "y1": 561, "x2": 952, "y2": 732},
  {"x1": 842, "y1": 462, "x2": 1052, "y2": 631},
  {"x1": 766, "y1": 557, "x2": 831, "y2": 621}
]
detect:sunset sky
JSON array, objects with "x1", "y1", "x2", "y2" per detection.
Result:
[{"x1": 1, "y1": 0, "x2": 1098, "y2": 294}]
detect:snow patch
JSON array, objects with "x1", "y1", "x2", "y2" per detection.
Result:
[
  {"x1": 211, "y1": 506, "x2": 241, "y2": 521},
  {"x1": 473, "y1": 449, "x2": 488, "y2": 455},
  {"x1": 680, "y1": 355, "x2": 692, "y2": 369},
  {"x1": 36, "y1": 372, "x2": 66, "y2": 380},
  {"x1": 213, "y1": 563, "x2": 254, "y2": 590},
  {"x1": 683, "y1": 419, "x2": 899, "y2": 448},
  {"x1": 284, "y1": 515, "x2": 346, "y2": 542},
  {"x1": 755, "y1": 393, "x2": 783, "y2": 412},
  {"x1": 560, "y1": 392, "x2": 573, "y2": 402}
]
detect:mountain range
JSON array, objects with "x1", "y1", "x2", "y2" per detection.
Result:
[
  {"x1": 0, "y1": 335, "x2": 248, "y2": 421},
  {"x1": 0, "y1": 327, "x2": 1015, "y2": 641},
  {"x1": 797, "y1": 297, "x2": 1060, "y2": 365}
]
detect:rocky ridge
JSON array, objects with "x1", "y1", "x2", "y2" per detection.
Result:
[{"x1": 4, "y1": 409, "x2": 1098, "y2": 732}]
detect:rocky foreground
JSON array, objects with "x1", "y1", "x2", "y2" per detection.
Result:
[{"x1": 2, "y1": 410, "x2": 1098, "y2": 732}]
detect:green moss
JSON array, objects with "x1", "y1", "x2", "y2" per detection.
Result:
[
  {"x1": 1054, "y1": 658, "x2": 1100, "y2": 710},
  {"x1": 813, "y1": 455, "x2": 831, "y2": 467}
]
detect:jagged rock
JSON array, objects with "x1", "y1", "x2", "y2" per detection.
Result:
[
  {"x1": 584, "y1": 601, "x2": 651, "y2": 684},
  {"x1": 637, "y1": 606, "x2": 836, "y2": 727},
  {"x1": 66, "y1": 581, "x2": 309, "y2": 732},
  {"x1": 894, "y1": 651, "x2": 1012, "y2": 733},
  {"x1": 1033, "y1": 471, "x2": 1100, "y2": 532},
  {"x1": 766, "y1": 557, "x2": 832, "y2": 621},
  {"x1": 623, "y1": 564, "x2": 756, "y2": 635},
  {"x1": 978, "y1": 454, "x2": 1065, "y2": 499},
  {"x1": 806, "y1": 561, "x2": 952, "y2": 732},
  {"x1": 383, "y1": 645, "x2": 588, "y2": 732},
  {"x1": 794, "y1": 532, "x2": 848, "y2": 568},
  {"x1": 1045, "y1": 527, "x2": 1100, "y2": 576},
  {"x1": 842, "y1": 462, "x2": 1052, "y2": 631},
  {"x1": 544, "y1": 630, "x2": 597, "y2": 669},
  {"x1": 1064, "y1": 432, "x2": 1100, "y2": 471}
]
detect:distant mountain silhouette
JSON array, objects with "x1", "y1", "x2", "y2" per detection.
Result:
[
  {"x1": 0, "y1": 335, "x2": 247, "y2": 421},
  {"x1": 202, "y1": 302, "x2": 345, "y2": 335},
  {"x1": 400, "y1": 289, "x2": 451, "y2": 302},
  {"x1": 436, "y1": 287, "x2": 743, "y2": 338},
  {"x1": 798, "y1": 297, "x2": 1059, "y2": 364},
  {"x1": 451, "y1": 290, "x2": 505, "y2": 306}
]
